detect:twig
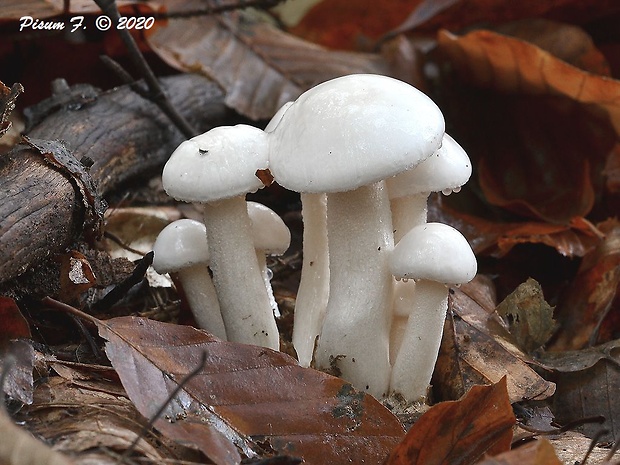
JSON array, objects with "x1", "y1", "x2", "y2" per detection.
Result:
[
  {"x1": 93, "y1": 0, "x2": 196, "y2": 139},
  {"x1": 119, "y1": 351, "x2": 208, "y2": 462},
  {"x1": 92, "y1": 251, "x2": 154, "y2": 312},
  {"x1": 581, "y1": 429, "x2": 609, "y2": 465}
]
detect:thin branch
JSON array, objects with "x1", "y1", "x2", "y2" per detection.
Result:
[{"x1": 93, "y1": 0, "x2": 196, "y2": 139}]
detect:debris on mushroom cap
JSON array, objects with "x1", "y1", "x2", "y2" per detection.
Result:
[
  {"x1": 269, "y1": 74, "x2": 445, "y2": 193},
  {"x1": 152, "y1": 219, "x2": 210, "y2": 274},
  {"x1": 390, "y1": 222, "x2": 477, "y2": 284},
  {"x1": 246, "y1": 201, "x2": 291, "y2": 255},
  {"x1": 162, "y1": 124, "x2": 269, "y2": 203},
  {"x1": 387, "y1": 133, "x2": 472, "y2": 199}
]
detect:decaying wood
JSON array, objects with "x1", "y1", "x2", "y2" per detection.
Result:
[{"x1": 0, "y1": 74, "x2": 236, "y2": 284}]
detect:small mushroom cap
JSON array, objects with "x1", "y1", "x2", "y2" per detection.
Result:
[
  {"x1": 390, "y1": 222, "x2": 477, "y2": 284},
  {"x1": 162, "y1": 125, "x2": 269, "y2": 203},
  {"x1": 247, "y1": 201, "x2": 291, "y2": 255},
  {"x1": 152, "y1": 219, "x2": 209, "y2": 273},
  {"x1": 269, "y1": 74, "x2": 445, "y2": 193},
  {"x1": 387, "y1": 133, "x2": 472, "y2": 199}
]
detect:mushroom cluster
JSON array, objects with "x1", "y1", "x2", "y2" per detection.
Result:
[{"x1": 155, "y1": 74, "x2": 476, "y2": 404}]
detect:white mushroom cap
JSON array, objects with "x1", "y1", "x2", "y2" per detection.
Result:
[
  {"x1": 264, "y1": 101, "x2": 293, "y2": 133},
  {"x1": 246, "y1": 201, "x2": 291, "y2": 255},
  {"x1": 269, "y1": 74, "x2": 445, "y2": 193},
  {"x1": 387, "y1": 133, "x2": 472, "y2": 200},
  {"x1": 152, "y1": 219, "x2": 210, "y2": 273},
  {"x1": 162, "y1": 125, "x2": 269, "y2": 203},
  {"x1": 390, "y1": 222, "x2": 477, "y2": 284}
]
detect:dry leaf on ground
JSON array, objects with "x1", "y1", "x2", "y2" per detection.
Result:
[
  {"x1": 434, "y1": 277, "x2": 556, "y2": 403},
  {"x1": 385, "y1": 378, "x2": 515, "y2": 465},
  {"x1": 98, "y1": 316, "x2": 405, "y2": 465},
  {"x1": 146, "y1": 9, "x2": 388, "y2": 120},
  {"x1": 475, "y1": 438, "x2": 562, "y2": 465}
]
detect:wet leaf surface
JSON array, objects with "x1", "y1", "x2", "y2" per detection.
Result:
[
  {"x1": 98, "y1": 316, "x2": 405, "y2": 465},
  {"x1": 385, "y1": 378, "x2": 515, "y2": 465}
]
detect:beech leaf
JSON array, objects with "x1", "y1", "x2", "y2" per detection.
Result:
[
  {"x1": 385, "y1": 378, "x2": 515, "y2": 465},
  {"x1": 474, "y1": 438, "x2": 562, "y2": 465},
  {"x1": 97, "y1": 316, "x2": 405, "y2": 465},
  {"x1": 434, "y1": 279, "x2": 556, "y2": 403},
  {"x1": 146, "y1": 10, "x2": 388, "y2": 120}
]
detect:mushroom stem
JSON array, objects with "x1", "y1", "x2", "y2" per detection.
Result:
[
  {"x1": 292, "y1": 192, "x2": 329, "y2": 367},
  {"x1": 389, "y1": 279, "x2": 448, "y2": 402},
  {"x1": 255, "y1": 251, "x2": 279, "y2": 318},
  {"x1": 176, "y1": 265, "x2": 227, "y2": 340},
  {"x1": 390, "y1": 193, "x2": 428, "y2": 244},
  {"x1": 315, "y1": 182, "x2": 393, "y2": 398},
  {"x1": 203, "y1": 196, "x2": 279, "y2": 350}
]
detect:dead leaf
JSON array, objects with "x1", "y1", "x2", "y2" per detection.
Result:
[
  {"x1": 146, "y1": 9, "x2": 388, "y2": 120},
  {"x1": 385, "y1": 378, "x2": 515, "y2": 465},
  {"x1": 434, "y1": 278, "x2": 556, "y2": 403},
  {"x1": 0, "y1": 339, "x2": 34, "y2": 405},
  {"x1": 428, "y1": 197, "x2": 600, "y2": 258},
  {"x1": 495, "y1": 278, "x2": 556, "y2": 353},
  {"x1": 98, "y1": 316, "x2": 405, "y2": 465},
  {"x1": 387, "y1": 0, "x2": 620, "y2": 37},
  {"x1": 437, "y1": 28, "x2": 620, "y2": 224},
  {"x1": 0, "y1": 296, "x2": 31, "y2": 341},
  {"x1": 475, "y1": 438, "x2": 562, "y2": 465},
  {"x1": 551, "y1": 218, "x2": 620, "y2": 350},
  {"x1": 492, "y1": 19, "x2": 611, "y2": 76},
  {"x1": 540, "y1": 340, "x2": 620, "y2": 442},
  {"x1": 289, "y1": 0, "x2": 422, "y2": 51},
  {"x1": 437, "y1": 27, "x2": 620, "y2": 132}
]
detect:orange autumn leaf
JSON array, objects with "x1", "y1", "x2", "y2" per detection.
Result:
[
  {"x1": 438, "y1": 29, "x2": 620, "y2": 223},
  {"x1": 385, "y1": 378, "x2": 515, "y2": 465}
]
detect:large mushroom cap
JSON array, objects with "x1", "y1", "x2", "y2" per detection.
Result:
[
  {"x1": 152, "y1": 219, "x2": 209, "y2": 273},
  {"x1": 269, "y1": 74, "x2": 445, "y2": 193},
  {"x1": 162, "y1": 125, "x2": 269, "y2": 203},
  {"x1": 387, "y1": 133, "x2": 472, "y2": 199},
  {"x1": 390, "y1": 222, "x2": 477, "y2": 284},
  {"x1": 246, "y1": 201, "x2": 291, "y2": 255}
]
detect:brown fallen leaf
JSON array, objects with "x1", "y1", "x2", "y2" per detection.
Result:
[
  {"x1": 385, "y1": 378, "x2": 515, "y2": 465},
  {"x1": 428, "y1": 196, "x2": 600, "y2": 259},
  {"x1": 495, "y1": 278, "x2": 556, "y2": 354},
  {"x1": 437, "y1": 28, "x2": 620, "y2": 224},
  {"x1": 386, "y1": 0, "x2": 620, "y2": 38},
  {"x1": 539, "y1": 340, "x2": 620, "y2": 442},
  {"x1": 146, "y1": 9, "x2": 389, "y2": 120},
  {"x1": 434, "y1": 278, "x2": 556, "y2": 403},
  {"x1": 97, "y1": 316, "x2": 405, "y2": 465},
  {"x1": 551, "y1": 218, "x2": 620, "y2": 350},
  {"x1": 474, "y1": 438, "x2": 562, "y2": 465},
  {"x1": 0, "y1": 296, "x2": 31, "y2": 342}
]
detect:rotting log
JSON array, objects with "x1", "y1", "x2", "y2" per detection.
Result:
[{"x1": 0, "y1": 74, "x2": 237, "y2": 284}]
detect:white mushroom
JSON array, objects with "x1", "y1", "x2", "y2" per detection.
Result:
[
  {"x1": 387, "y1": 133, "x2": 471, "y2": 243},
  {"x1": 266, "y1": 102, "x2": 330, "y2": 368},
  {"x1": 269, "y1": 74, "x2": 445, "y2": 397},
  {"x1": 246, "y1": 201, "x2": 291, "y2": 318},
  {"x1": 386, "y1": 133, "x2": 471, "y2": 362},
  {"x1": 388, "y1": 222, "x2": 477, "y2": 403},
  {"x1": 162, "y1": 125, "x2": 279, "y2": 350},
  {"x1": 152, "y1": 219, "x2": 226, "y2": 339}
]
